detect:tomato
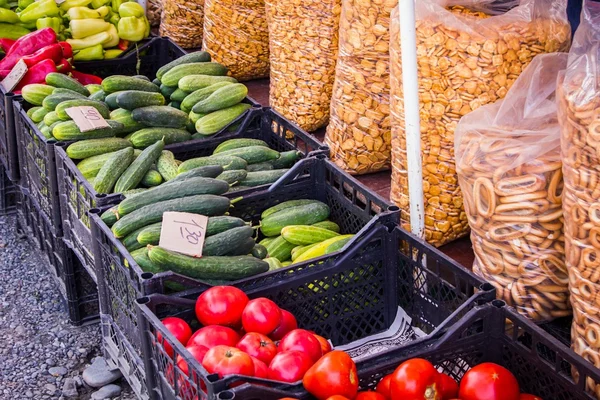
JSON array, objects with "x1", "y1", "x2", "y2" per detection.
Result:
[
  {"x1": 458, "y1": 363, "x2": 519, "y2": 400},
  {"x1": 270, "y1": 309, "x2": 298, "y2": 340},
  {"x1": 242, "y1": 298, "x2": 282, "y2": 335},
  {"x1": 268, "y1": 350, "x2": 314, "y2": 383},
  {"x1": 251, "y1": 356, "x2": 269, "y2": 379},
  {"x1": 390, "y1": 358, "x2": 442, "y2": 400},
  {"x1": 279, "y1": 329, "x2": 323, "y2": 363},
  {"x1": 376, "y1": 374, "x2": 392, "y2": 399},
  {"x1": 439, "y1": 373, "x2": 458, "y2": 399},
  {"x1": 303, "y1": 350, "x2": 358, "y2": 400},
  {"x1": 313, "y1": 334, "x2": 332, "y2": 355},
  {"x1": 159, "y1": 317, "x2": 192, "y2": 357},
  {"x1": 176, "y1": 345, "x2": 209, "y2": 376},
  {"x1": 325, "y1": 396, "x2": 350, "y2": 400},
  {"x1": 195, "y1": 286, "x2": 249, "y2": 327},
  {"x1": 356, "y1": 392, "x2": 387, "y2": 400},
  {"x1": 520, "y1": 395, "x2": 542, "y2": 400},
  {"x1": 188, "y1": 325, "x2": 241, "y2": 349},
  {"x1": 236, "y1": 332, "x2": 278, "y2": 365},
  {"x1": 202, "y1": 345, "x2": 254, "y2": 378}
]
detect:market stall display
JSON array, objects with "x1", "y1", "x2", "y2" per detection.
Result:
[
  {"x1": 265, "y1": 0, "x2": 341, "y2": 132},
  {"x1": 389, "y1": 0, "x2": 571, "y2": 247},
  {"x1": 203, "y1": 0, "x2": 269, "y2": 81},
  {"x1": 456, "y1": 53, "x2": 570, "y2": 322},
  {"x1": 146, "y1": 0, "x2": 162, "y2": 27},
  {"x1": 159, "y1": 0, "x2": 204, "y2": 48}
]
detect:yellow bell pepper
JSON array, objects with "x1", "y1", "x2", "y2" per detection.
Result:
[
  {"x1": 118, "y1": 1, "x2": 144, "y2": 18},
  {"x1": 102, "y1": 24, "x2": 119, "y2": 48},
  {"x1": 59, "y1": 0, "x2": 93, "y2": 12},
  {"x1": 18, "y1": 0, "x2": 59, "y2": 23},
  {"x1": 104, "y1": 48, "x2": 124, "y2": 59},
  {"x1": 73, "y1": 43, "x2": 104, "y2": 61},
  {"x1": 117, "y1": 16, "x2": 146, "y2": 42},
  {"x1": 67, "y1": 5, "x2": 110, "y2": 19},
  {"x1": 66, "y1": 30, "x2": 110, "y2": 50},
  {"x1": 69, "y1": 18, "x2": 110, "y2": 39}
]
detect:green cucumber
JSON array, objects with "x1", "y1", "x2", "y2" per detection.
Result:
[
  {"x1": 141, "y1": 169, "x2": 163, "y2": 187},
  {"x1": 215, "y1": 169, "x2": 247, "y2": 184},
  {"x1": 114, "y1": 139, "x2": 164, "y2": 193},
  {"x1": 261, "y1": 199, "x2": 322, "y2": 219},
  {"x1": 52, "y1": 88, "x2": 89, "y2": 97},
  {"x1": 123, "y1": 188, "x2": 148, "y2": 197},
  {"x1": 169, "y1": 165, "x2": 224, "y2": 183},
  {"x1": 101, "y1": 75, "x2": 160, "y2": 94},
  {"x1": 264, "y1": 257, "x2": 283, "y2": 271},
  {"x1": 115, "y1": 91, "x2": 165, "y2": 110},
  {"x1": 192, "y1": 83, "x2": 248, "y2": 114},
  {"x1": 178, "y1": 74, "x2": 237, "y2": 92},
  {"x1": 156, "y1": 51, "x2": 212, "y2": 80},
  {"x1": 52, "y1": 120, "x2": 124, "y2": 141},
  {"x1": 104, "y1": 91, "x2": 122, "y2": 109},
  {"x1": 77, "y1": 151, "x2": 115, "y2": 178},
  {"x1": 169, "y1": 101, "x2": 182, "y2": 109},
  {"x1": 271, "y1": 150, "x2": 301, "y2": 169},
  {"x1": 42, "y1": 92, "x2": 87, "y2": 111},
  {"x1": 160, "y1": 84, "x2": 178, "y2": 99},
  {"x1": 131, "y1": 247, "x2": 163, "y2": 274},
  {"x1": 194, "y1": 103, "x2": 252, "y2": 136},
  {"x1": 130, "y1": 128, "x2": 191, "y2": 149},
  {"x1": 132, "y1": 106, "x2": 188, "y2": 129},
  {"x1": 238, "y1": 169, "x2": 289, "y2": 187},
  {"x1": 136, "y1": 222, "x2": 163, "y2": 245},
  {"x1": 111, "y1": 194, "x2": 231, "y2": 238},
  {"x1": 293, "y1": 235, "x2": 354, "y2": 263},
  {"x1": 156, "y1": 150, "x2": 178, "y2": 181},
  {"x1": 86, "y1": 84, "x2": 103, "y2": 94},
  {"x1": 21, "y1": 84, "x2": 54, "y2": 106},
  {"x1": 66, "y1": 138, "x2": 132, "y2": 159},
  {"x1": 251, "y1": 244, "x2": 268, "y2": 259},
  {"x1": 161, "y1": 63, "x2": 228, "y2": 87},
  {"x1": 226, "y1": 237, "x2": 257, "y2": 256},
  {"x1": 213, "y1": 138, "x2": 268, "y2": 154},
  {"x1": 30, "y1": 107, "x2": 49, "y2": 123},
  {"x1": 259, "y1": 237, "x2": 277, "y2": 247},
  {"x1": 93, "y1": 147, "x2": 135, "y2": 194},
  {"x1": 109, "y1": 108, "x2": 147, "y2": 133},
  {"x1": 133, "y1": 75, "x2": 151, "y2": 82},
  {"x1": 189, "y1": 110, "x2": 206, "y2": 124},
  {"x1": 27, "y1": 107, "x2": 39, "y2": 119},
  {"x1": 311, "y1": 220, "x2": 340, "y2": 232},
  {"x1": 122, "y1": 225, "x2": 147, "y2": 252},
  {"x1": 203, "y1": 226, "x2": 254, "y2": 256},
  {"x1": 180, "y1": 82, "x2": 235, "y2": 113},
  {"x1": 169, "y1": 89, "x2": 189, "y2": 102},
  {"x1": 55, "y1": 99, "x2": 110, "y2": 120},
  {"x1": 215, "y1": 146, "x2": 279, "y2": 164},
  {"x1": 264, "y1": 236, "x2": 295, "y2": 262},
  {"x1": 89, "y1": 90, "x2": 106, "y2": 102},
  {"x1": 324, "y1": 236, "x2": 353, "y2": 254},
  {"x1": 101, "y1": 206, "x2": 119, "y2": 227},
  {"x1": 261, "y1": 202, "x2": 330, "y2": 237},
  {"x1": 291, "y1": 243, "x2": 318, "y2": 261},
  {"x1": 178, "y1": 155, "x2": 247, "y2": 173},
  {"x1": 43, "y1": 111, "x2": 61, "y2": 126},
  {"x1": 246, "y1": 162, "x2": 273, "y2": 172},
  {"x1": 46, "y1": 72, "x2": 89, "y2": 96},
  {"x1": 281, "y1": 225, "x2": 340, "y2": 245}
]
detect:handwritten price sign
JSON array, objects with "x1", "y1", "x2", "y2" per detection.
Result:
[
  {"x1": 65, "y1": 106, "x2": 110, "y2": 132},
  {"x1": 159, "y1": 212, "x2": 209, "y2": 257},
  {"x1": 1, "y1": 59, "x2": 28, "y2": 93}
]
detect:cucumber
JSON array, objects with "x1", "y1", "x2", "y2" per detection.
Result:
[
  {"x1": 195, "y1": 103, "x2": 252, "y2": 136},
  {"x1": 213, "y1": 138, "x2": 268, "y2": 154},
  {"x1": 93, "y1": 147, "x2": 135, "y2": 194},
  {"x1": 170, "y1": 88, "x2": 189, "y2": 102},
  {"x1": 55, "y1": 99, "x2": 110, "y2": 120},
  {"x1": 160, "y1": 84, "x2": 177, "y2": 99},
  {"x1": 293, "y1": 235, "x2": 354, "y2": 264},
  {"x1": 130, "y1": 128, "x2": 191, "y2": 149},
  {"x1": 115, "y1": 91, "x2": 165, "y2": 110},
  {"x1": 259, "y1": 237, "x2": 277, "y2": 247},
  {"x1": 312, "y1": 220, "x2": 341, "y2": 233},
  {"x1": 112, "y1": 194, "x2": 231, "y2": 238},
  {"x1": 52, "y1": 120, "x2": 124, "y2": 141},
  {"x1": 52, "y1": 88, "x2": 89, "y2": 97},
  {"x1": 101, "y1": 206, "x2": 119, "y2": 227},
  {"x1": 156, "y1": 51, "x2": 212, "y2": 80},
  {"x1": 66, "y1": 138, "x2": 132, "y2": 159},
  {"x1": 281, "y1": 225, "x2": 340, "y2": 245},
  {"x1": 324, "y1": 235, "x2": 353, "y2": 254},
  {"x1": 148, "y1": 246, "x2": 269, "y2": 281},
  {"x1": 261, "y1": 202, "x2": 330, "y2": 237},
  {"x1": 122, "y1": 225, "x2": 147, "y2": 252},
  {"x1": 291, "y1": 243, "x2": 319, "y2": 261},
  {"x1": 192, "y1": 83, "x2": 248, "y2": 114},
  {"x1": 132, "y1": 106, "x2": 188, "y2": 129},
  {"x1": 101, "y1": 75, "x2": 160, "y2": 94},
  {"x1": 251, "y1": 244, "x2": 268, "y2": 259},
  {"x1": 215, "y1": 169, "x2": 247, "y2": 184},
  {"x1": 89, "y1": 90, "x2": 106, "y2": 102},
  {"x1": 264, "y1": 236, "x2": 295, "y2": 262},
  {"x1": 239, "y1": 169, "x2": 289, "y2": 187},
  {"x1": 215, "y1": 146, "x2": 279, "y2": 165},
  {"x1": 21, "y1": 84, "x2": 55, "y2": 106},
  {"x1": 180, "y1": 81, "x2": 235, "y2": 113},
  {"x1": 117, "y1": 177, "x2": 229, "y2": 216},
  {"x1": 246, "y1": 162, "x2": 273, "y2": 172},
  {"x1": 178, "y1": 75, "x2": 237, "y2": 92},
  {"x1": 178, "y1": 155, "x2": 247, "y2": 173},
  {"x1": 261, "y1": 199, "x2": 323, "y2": 219},
  {"x1": 43, "y1": 111, "x2": 61, "y2": 126},
  {"x1": 281, "y1": 261, "x2": 292, "y2": 267},
  {"x1": 153, "y1": 78, "x2": 161, "y2": 86},
  {"x1": 169, "y1": 101, "x2": 182, "y2": 110},
  {"x1": 76, "y1": 151, "x2": 115, "y2": 178},
  {"x1": 104, "y1": 91, "x2": 122, "y2": 109},
  {"x1": 271, "y1": 150, "x2": 301, "y2": 169},
  {"x1": 136, "y1": 222, "x2": 163, "y2": 245},
  {"x1": 169, "y1": 165, "x2": 223, "y2": 183},
  {"x1": 131, "y1": 247, "x2": 163, "y2": 274},
  {"x1": 226, "y1": 237, "x2": 257, "y2": 256},
  {"x1": 46, "y1": 72, "x2": 89, "y2": 96},
  {"x1": 31, "y1": 107, "x2": 49, "y2": 123},
  {"x1": 156, "y1": 150, "x2": 178, "y2": 181},
  {"x1": 141, "y1": 169, "x2": 163, "y2": 187},
  {"x1": 161, "y1": 63, "x2": 229, "y2": 87},
  {"x1": 133, "y1": 75, "x2": 151, "y2": 82},
  {"x1": 27, "y1": 107, "x2": 38, "y2": 119},
  {"x1": 42, "y1": 92, "x2": 87, "y2": 111},
  {"x1": 86, "y1": 84, "x2": 103, "y2": 94},
  {"x1": 136, "y1": 216, "x2": 247, "y2": 245},
  {"x1": 264, "y1": 257, "x2": 283, "y2": 271},
  {"x1": 109, "y1": 108, "x2": 147, "y2": 133},
  {"x1": 203, "y1": 226, "x2": 254, "y2": 256},
  {"x1": 189, "y1": 110, "x2": 206, "y2": 124},
  {"x1": 123, "y1": 188, "x2": 148, "y2": 197},
  {"x1": 114, "y1": 139, "x2": 164, "y2": 193}
]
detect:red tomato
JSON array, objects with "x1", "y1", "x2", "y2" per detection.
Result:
[
  {"x1": 188, "y1": 325, "x2": 241, "y2": 349},
  {"x1": 303, "y1": 350, "x2": 358, "y2": 400},
  {"x1": 313, "y1": 334, "x2": 332, "y2": 355},
  {"x1": 390, "y1": 358, "x2": 442, "y2": 400},
  {"x1": 325, "y1": 396, "x2": 350, "y2": 400},
  {"x1": 159, "y1": 317, "x2": 192, "y2": 357},
  {"x1": 270, "y1": 309, "x2": 298, "y2": 340},
  {"x1": 439, "y1": 373, "x2": 459, "y2": 399},
  {"x1": 376, "y1": 374, "x2": 392, "y2": 399},
  {"x1": 176, "y1": 345, "x2": 209, "y2": 376},
  {"x1": 251, "y1": 356, "x2": 269, "y2": 379},
  {"x1": 279, "y1": 329, "x2": 323, "y2": 363},
  {"x1": 242, "y1": 298, "x2": 282, "y2": 335},
  {"x1": 268, "y1": 350, "x2": 314, "y2": 383},
  {"x1": 202, "y1": 345, "x2": 254, "y2": 379},
  {"x1": 195, "y1": 286, "x2": 249, "y2": 327},
  {"x1": 459, "y1": 363, "x2": 519, "y2": 400},
  {"x1": 355, "y1": 392, "x2": 387, "y2": 400},
  {"x1": 520, "y1": 395, "x2": 542, "y2": 400},
  {"x1": 236, "y1": 332, "x2": 278, "y2": 365}
]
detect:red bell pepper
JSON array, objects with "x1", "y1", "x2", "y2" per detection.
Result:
[
  {"x1": 0, "y1": 28, "x2": 57, "y2": 72},
  {"x1": 70, "y1": 70, "x2": 102, "y2": 85},
  {"x1": 118, "y1": 39, "x2": 129, "y2": 51},
  {"x1": 21, "y1": 43, "x2": 63, "y2": 68},
  {"x1": 0, "y1": 39, "x2": 15, "y2": 53},
  {"x1": 13, "y1": 59, "x2": 57, "y2": 94},
  {"x1": 56, "y1": 58, "x2": 72, "y2": 74},
  {"x1": 0, "y1": 70, "x2": 10, "y2": 80},
  {"x1": 59, "y1": 41, "x2": 73, "y2": 59}
]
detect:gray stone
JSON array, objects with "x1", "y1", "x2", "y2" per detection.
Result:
[
  {"x1": 62, "y1": 378, "x2": 78, "y2": 398},
  {"x1": 44, "y1": 383, "x2": 57, "y2": 394},
  {"x1": 48, "y1": 366, "x2": 67, "y2": 377},
  {"x1": 91, "y1": 384, "x2": 122, "y2": 400},
  {"x1": 82, "y1": 357, "x2": 122, "y2": 388}
]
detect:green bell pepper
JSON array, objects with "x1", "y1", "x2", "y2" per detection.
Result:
[
  {"x1": 17, "y1": 0, "x2": 33, "y2": 10},
  {"x1": 59, "y1": 0, "x2": 92, "y2": 11},
  {"x1": 18, "y1": 0, "x2": 59, "y2": 23},
  {"x1": 36, "y1": 17, "x2": 62, "y2": 34},
  {"x1": 111, "y1": 0, "x2": 127, "y2": 13},
  {"x1": 117, "y1": 16, "x2": 146, "y2": 42},
  {"x1": 0, "y1": 22, "x2": 29, "y2": 39},
  {"x1": 90, "y1": 0, "x2": 110, "y2": 9},
  {"x1": 67, "y1": 30, "x2": 110, "y2": 49},
  {"x1": 69, "y1": 18, "x2": 110, "y2": 39},
  {"x1": 73, "y1": 43, "x2": 104, "y2": 60},
  {"x1": 118, "y1": 1, "x2": 144, "y2": 18},
  {"x1": 0, "y1": 8, "x2": 19, "y2": 24},
  {"x1": 67, "y1": 5, "x2": 110, "y2": 19},
  {"x1": 108, "y1": 11, "x2": 119, "y2": 25}
]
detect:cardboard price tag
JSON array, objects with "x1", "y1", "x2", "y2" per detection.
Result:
[
  {"x1": 159, "y1": 212, "x2": 209, "y2": 257},
  {"x1": 1, "y1": 60, "x2": 28, "y2": 93},
  {"x1": 65, "y1": 106, "x2": 110, "y2": 132}
]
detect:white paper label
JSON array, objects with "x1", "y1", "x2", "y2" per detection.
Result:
[
  {"x1": 1, "y1": 60, "x2": 28, "y2": 93},
  {"x1": 65, "y1": 106, "x2": 110, "y2": 132},
  {"x1": 159, "y1": 212, "x2": 209, "y2": 257}
]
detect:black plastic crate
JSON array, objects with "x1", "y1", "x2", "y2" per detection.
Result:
[
  {"x1": 0, "y1": 91, "x2": 20, "y2": 181},
  {"x1": 56, "y1": 107, "x2": 324, "y2": 281},
  {"x1": 135, "y1": 224, "x2": 495, "y2": 400},
  {"x1": 0, "y1": 163, "x2": 18, "y2": 216},
  {"x1": 15, "y1": 189, "x2": 99, "y2": 326}
]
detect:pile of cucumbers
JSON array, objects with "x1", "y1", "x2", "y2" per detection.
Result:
[{"x1": 257, "y1": 200, "x2": 355, "y2": 269}]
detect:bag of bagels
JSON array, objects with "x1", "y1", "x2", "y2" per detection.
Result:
[{"x1": 456, "y1": 53, "x2": 569, "y2": 322}]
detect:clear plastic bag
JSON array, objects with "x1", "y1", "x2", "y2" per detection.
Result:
[
  {"x1": 266, "y1": 0, "x2": 341, "y2": 132},
  {"x1": 324, "y1": 0, "x2": 395, "y2": 175},
  {"x1": 558, "y1": 0, "x2": 600, "y2": 392},
  {"x1": 159, "y1": 0, "x2": 204, "y2": 49},
  {"x1": 456, "y1": 53, "x2": 569, "y2": 322},
  {"x1": 203, "y1": 0, "x2": 269, "y2": 81},
  {"x1": 389, "y1": 0, "x2": 571, "y2": 247},
  {"x1": 147, "y1": 0, "x2": 162, "y2": 28}
]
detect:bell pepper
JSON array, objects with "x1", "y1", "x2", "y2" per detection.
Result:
[
  {"x1": 117, "y1": 39, "x2": 128, "y2": 51},
  {"x1": 104, "y1": 48, "x2": 123, "y2": 59},
  {"x1": 0, "y1": 8, "x2": 19, "y2": 23},
  {"x1": 67, "y1": 5, "x2": 109, "y2": 19},
  {"x1": 117, "y1": 16, "x2": 146, "y2": 42},
  {"x1": 108, "y1": 10, "x2": 119, "y2": 25},
  {"x1": 0, "y1": 28, "x2": 56, "y2": 70},
  {"x1": 36, "y1": 17, "x2": 62, "y2": 35},
  {"x1": 14, "y1": 59, "x2": 57, "y2": 93},
  {"x1": 118, "y1": 1, "x2": 144, "y2": 18},
  {"x1": 56, "y1": 58, "x2": 72, "y2": 73},
  {"x1": 73, "y1": 43, "x2": 103, "y2": 61},
  {"x1": 90, "y1": 0, "x2": 109, "y2": 9},
  {"x1": 66, "y1": 30, "x2": 110, "y2": 50},
  {"x1": 111, "y1": 0, "x2": 127, "y2": 13},
  {"x1": 0, "y1": 38, "x2": 15, "y2": 53},
  {"x1": 69, "y1": 18, "x2": 110, "y2": 39},
  {"x1": 59, "y1": 41, "x2": 73, "y2": 59},
  {"x1": 102, "y1": 23, "x2": 119, "y2": 48},
  {"x1": 18, "y1": 20, "x2": 37, "y2": 30},
  {"x1": 18, "y1": 0, "x2": 60, "y2": 23},
  {"x1": 21, "y1": 42, "x2": 63, "y2": 67},
  {"x1": 70, "y1": 70, "x2": 102, "y2": 85},
  {"x1": 59, "y1": 0, "x2": 92, "y2": 11},
  {"x1": 17, "y1": 0, "x2": 33, "y2": 9},
  {"x1": 0, "y1": 23, "x2": 29, "y2": 40}
]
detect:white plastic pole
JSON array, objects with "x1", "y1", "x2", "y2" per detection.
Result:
[{"x1": 399, "y1": 0, "x2": 424, "y2": 239}]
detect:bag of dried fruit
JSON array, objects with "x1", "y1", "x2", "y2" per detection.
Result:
[
  {"x1": 147, "y1": 0, "x2": 162, "y2": 28},
  {"x1": 203, "y1": 0, "x2": 269, "y2": 81},
  {"x1": 266, "y1": 0, "x2": 341, "y2": 132},
  {"x1": 389, "y1": 0, "x2": 570, "y2": 247},
  {"x1": 160, "y1": 0, "x2": 204, "y2": 49}
]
